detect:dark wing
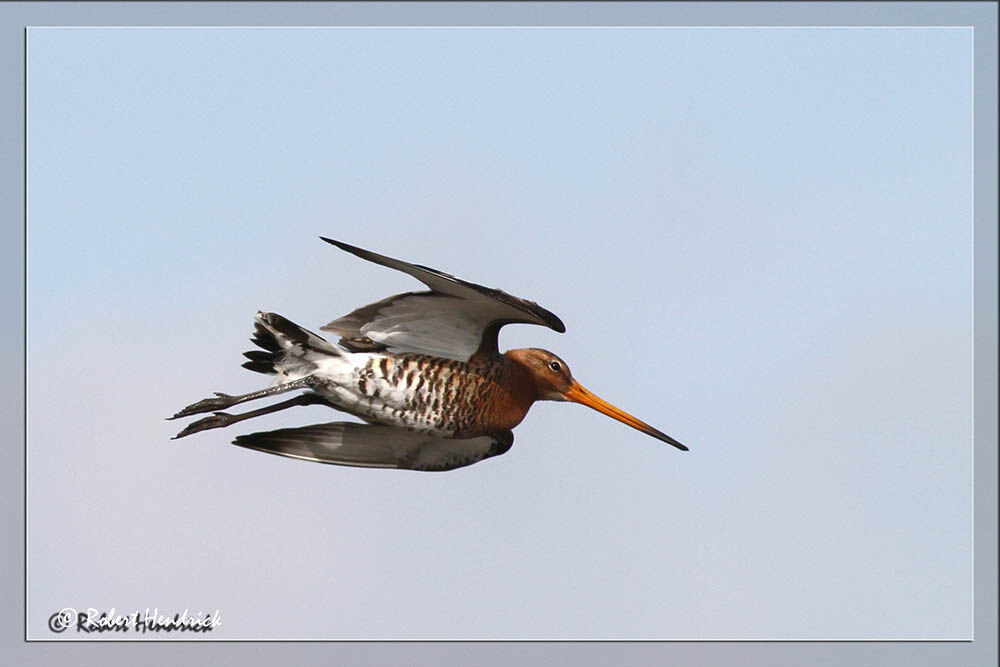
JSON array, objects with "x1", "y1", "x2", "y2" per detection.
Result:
[
  {"x1": 232, "y1": 422, "x2": 514, "y2": 472},
  {"x1": 320, "y1": 237, "x2": 565, "y2": 361}
]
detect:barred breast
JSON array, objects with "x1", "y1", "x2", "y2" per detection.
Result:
[{"x1": 321, "y1": 353, "x2": 532, "y2": 438}]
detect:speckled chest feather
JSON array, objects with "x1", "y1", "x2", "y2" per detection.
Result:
[{"x1": 342, "y1": 353, "x2": 535, "y2": 438}]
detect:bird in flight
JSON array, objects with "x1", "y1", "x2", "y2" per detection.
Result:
[{"x1": 169, "y1": 237, "x2": 688, "y2": 471}]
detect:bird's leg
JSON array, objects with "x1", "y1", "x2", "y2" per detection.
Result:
[
  {"x1": 171, "y1": 393, "x2": 334, "y2": 439},
  {"x1": 169, "y1": 377, "x2": 318, "y2": 420}
]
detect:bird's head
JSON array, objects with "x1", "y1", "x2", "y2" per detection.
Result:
[{"x1": 506, "y1": 348, "x2": 688, "y2": 451}]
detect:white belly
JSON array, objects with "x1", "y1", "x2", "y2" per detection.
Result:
[{"x1": 307, "y1": 352, "x2": 455, "y2": 437}]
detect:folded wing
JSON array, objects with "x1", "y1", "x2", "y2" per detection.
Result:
[{"x1": 320, "y1": 237, "x2": 565, "y2": 361}]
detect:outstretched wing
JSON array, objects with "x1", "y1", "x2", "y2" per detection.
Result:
[
  {"x1": 320, "y1": 237, "x2": 565, "y2": 361},
  {"x1": 232, "y1": 422, "x2": 514, "y2": 472}
]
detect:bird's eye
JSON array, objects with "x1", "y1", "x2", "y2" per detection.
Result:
[{"x1": 548, "y1": 361, "x2": 561, "y2": 372}]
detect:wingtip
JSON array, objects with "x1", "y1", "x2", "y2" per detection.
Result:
[
  {"x1": 320, "y1": 236, "x2": 354, "y2": 252},
  {"x1": 536, "y1": 309, "x2": 565, "y2": 333},
  {"x1": 321, "y1": 236, "x2": 379, "y2": 261}
]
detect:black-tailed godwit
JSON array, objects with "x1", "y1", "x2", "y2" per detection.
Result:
[{"x1": 169, "y1": 238, "x2": 688, "y2": 471}]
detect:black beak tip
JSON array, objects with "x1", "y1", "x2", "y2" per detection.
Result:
[{"x1": 657, "y1": 433, "x2": 689, "y2": 451}]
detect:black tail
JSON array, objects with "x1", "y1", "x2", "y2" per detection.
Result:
[
  {"x1": 242, "y1": 318, "x2": 285, "y2": 374},
  {"x1": 242, "y1": 311, "x2": 340, "y2": 375}
]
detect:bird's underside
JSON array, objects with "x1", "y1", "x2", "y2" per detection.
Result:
[{"x1": 170, "y1": 321, "x2": 520, "y2": 471}]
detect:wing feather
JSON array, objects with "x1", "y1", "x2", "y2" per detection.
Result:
[
  {"x1": 320, "y1": 238, "x2": 565, "y2": 361},
  {"x1": 232, "y1": 421, "x2": 513, "y2": 471}
]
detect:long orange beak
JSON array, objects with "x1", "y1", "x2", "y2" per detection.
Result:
[{"x1": 563, "y1": 381, "x2": 688, "y2": 451}]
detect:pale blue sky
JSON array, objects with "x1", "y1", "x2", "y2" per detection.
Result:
[{"x1": 27, "y1": 26, "x2": 972, "y2": 639}]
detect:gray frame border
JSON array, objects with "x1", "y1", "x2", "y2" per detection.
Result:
[{"x1": 4, "y1": 2, "x2": 996, "y2": 666}]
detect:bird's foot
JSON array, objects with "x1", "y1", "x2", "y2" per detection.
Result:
[
  {"x1": 171, "y1": 411, "x2": 236, "y2": 439},
  {"x1": 169, "y1": 393, "x2": 237, "y2": 419}
]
